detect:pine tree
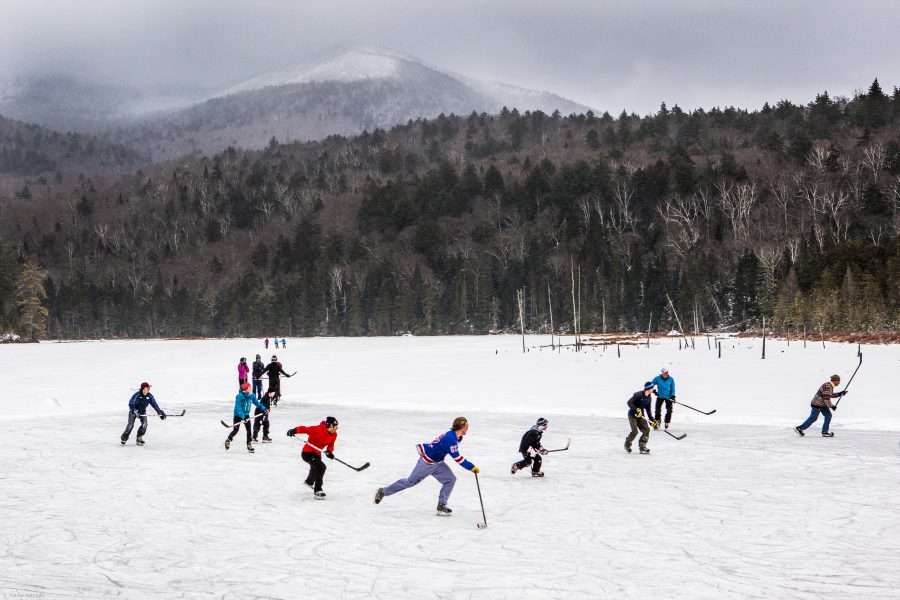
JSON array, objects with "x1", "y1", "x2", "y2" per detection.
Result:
[{"x1": 16, "y1": 261, "x2": 48, "y2": 340}]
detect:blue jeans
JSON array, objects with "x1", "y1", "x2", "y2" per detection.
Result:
[
  {"x1": 252, "y1": 379, "x2": 263, "y2": 399},
  {"x1": 799, "y1": 406, "x2": 832, "y2": 433},
  {"x1": 383, "y1": 458, "x2": 457, "y2": 505}
]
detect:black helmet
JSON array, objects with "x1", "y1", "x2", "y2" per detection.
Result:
[
  {"x1": 325, "y1": 416, "x2": 339, "y2": 428},
  {"x1": 240, "y1": 357, "x2": 246, "y2": 362},
  {"x1": 271, "y1": 355, "x2": 278, "y2": 361},
  {"x1": 256, "y1": 354, "x2": 261, "y2": 360},
  {"x1": 536, "y1": 417, "x2": 549, "y2": 429}
]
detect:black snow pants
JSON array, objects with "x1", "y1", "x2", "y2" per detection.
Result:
[
  {"x1": 655, "y1": 397, "x2": 674, "y2": 424},
  {"x1": 227, "y1": 416, "x2": 252, "y2": 444},
  {"x1": 514, "y1": 451, "x2": 542, "y2": 473},
  {"x1": 253, "y1": 397, "x2": 271, "y2": 440},
  {"x1": 302, "y1": 451, "x2": 327, "y2": 492}
]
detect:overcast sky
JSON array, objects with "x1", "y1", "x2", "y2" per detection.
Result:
[{"x1": 1, "y1": 0, "x2": 897, "y2": 115}]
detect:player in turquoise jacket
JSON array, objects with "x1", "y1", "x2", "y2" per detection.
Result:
[
  {"x1": 225, "y1": 382, "x2": 268, "y2": 452},
  {"x1": 374, "y1": 417, "x2": 479, "y2": 515},
  {"x1": 651, "y1": 367, "x2": 676, "y2": 429}
]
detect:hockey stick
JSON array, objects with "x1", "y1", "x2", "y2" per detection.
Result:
[
  {"x1": 301, "y1": 441, "x2": 370, "y2": 472},
  {"x1": 221, "y1": 417, "x2": 254, "y2": 428},
  {"x1": 474, "y1": 471, "x2": 488, "y2": 529},
  {"x1": 663, "y1": 429, "x2": 687, "y2": 440},
  {"x1": 544, "y1": 438, "x2": 571, "y2": 453},
  {"x1": 673, "y1": 400, "x2": 717, "y2": 415},
  {"x1": 135, "y1": 409, "x2": 186, "y2": 418},
  {"x1": 834, "y1": 349, "x2": 862, "y2": 408}
]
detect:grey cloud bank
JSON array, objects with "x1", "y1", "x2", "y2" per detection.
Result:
[{"x1": 1, "y1": 0, "x2": 897, "y2": 115}]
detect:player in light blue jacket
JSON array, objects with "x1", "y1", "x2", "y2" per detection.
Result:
[
  {"x1": 225, "y1": 382, "x2": 268, "y2": 452},
  {"x1": 651, "y1": 367, "x2": 676, "y2": 429},
  {"x1": 374, "y1": 417, "x2": 479, "y2": 515}
]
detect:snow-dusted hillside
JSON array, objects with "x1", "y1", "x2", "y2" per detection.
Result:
[
  {"x1": 2, "y1": 49, "x2": 594, "y2": 159},
  {"x1": 1, "y1": 336, "x2": 898, "y2": 599}
]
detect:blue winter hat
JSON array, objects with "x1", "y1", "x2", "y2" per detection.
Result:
[{"x1": 644, "y1": 381, "x2": 654, "y2": 390}]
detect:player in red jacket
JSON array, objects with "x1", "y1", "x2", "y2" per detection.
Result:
[{"x1": 286, "y1": 417, "x2": 338, "y2": 498}]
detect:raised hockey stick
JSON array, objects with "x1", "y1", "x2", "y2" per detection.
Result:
[
  {"x1": 301, "y1": 441, "x2": 370, "y2": 472},
  {"x1": 474, "y1": 471, "x2": 488, "y2": 529},
  {"x1": 834, "y1": 349, "x2": 862, "y2": 408},
  {"x1": 663, "y1": 429, "x2": 687, "y2": 440},
  {"x1": 544, "y1": 438, "x2": 571, "y2": 453},
  {"x1": 673, "y1": 400, "x2": 717, "y2": 415}
]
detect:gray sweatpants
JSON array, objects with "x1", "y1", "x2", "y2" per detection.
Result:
[{"x1": 383, "y1": 458, "x2": 457, "y2": 505}]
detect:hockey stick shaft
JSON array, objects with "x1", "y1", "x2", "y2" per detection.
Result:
[
  {"x1": 673, "y1": 400, "x2": 716, "y2": 415},
  {"x1": 834, "y1": 351, "x2": 862, "y2": 408},
  {"x1": 302, "y1": 441, "x2": 370, "y2": 471},
  {"x1": 663, "y1": 429, "x2": 687, "y2": 440},
  {"x1": 475, "y1": 472, "x2": 488, "y2": 529},
  {"x1": 134, "y1": 409, "x2": 186, "y2": 418}
]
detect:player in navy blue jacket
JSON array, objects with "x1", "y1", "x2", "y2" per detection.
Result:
[
  {"x1": 120, "y1": 382, "x2": 166, "y2": 446},
  {"x1": 374, "y1": 417, "x2": 479, "y2": 515},
  {"x1": 625, "y1": 382, "x2": 655, "y2": 454}
]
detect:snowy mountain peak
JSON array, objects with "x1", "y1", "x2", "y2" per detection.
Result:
[{"x1": 223, "y1": 48, "x2": 421, "y2": 96}]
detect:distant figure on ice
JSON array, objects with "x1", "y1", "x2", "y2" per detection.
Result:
[
  {"x1": 651, "y1": 367, "x2": 676, "y2": 430},
  {"x1": 274, "y1": 338, "x2": 280, "y2": 350},
  {"x1": 238, "y1": 357, "x2": 249, "y2": 387},
  {"x1": 226, "y1": 382, "x2": 268, "y2": 453},
  {"x1": 281, "y1": 338, "x2": 287, "y2": 349},
  {"x1": 625, "y1": 382, "x2": 656, "y2": 454},
  {"x1": 265, "y1": 337, "x2": 269, "y2": 349},
  {"x1": 120, "y1": 382, "x2": 166, "y2": 446},
  {"x1": 511, "y1": 417, "x2": 549, "y2": 477},
  {"x1": 795, "y1": 374, "x2": 847, "y2": 438},
  {"x1": 262, "y1": 355, "x2": 292, "y2": 405},
  {"x1": 374, "y1": 417, "x2": 479, "y2": 515},
  {"x1": 286, "y1": 416, "x2": 339, "y2": 499},
  {"x1": 252, "y1": 354, "x2": 265, "y2": 399},
  {"x1": 253, "y1": 389, "x2": 276, "y2": 443}
]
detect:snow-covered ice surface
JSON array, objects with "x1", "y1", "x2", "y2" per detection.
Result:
[{"x1": 1, "y1": 336, "x2": 898, "y2": 599}]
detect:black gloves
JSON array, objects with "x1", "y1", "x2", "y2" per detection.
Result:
[
  {"x1": 325, "y1": 451, "x2": 335, "y2": 459},
  {"x1": 286, "y1": 429, "x2": 295, "y2": 437},
  {"x1": 159, "y1": 413, "x2": 167, "y2": 420}
]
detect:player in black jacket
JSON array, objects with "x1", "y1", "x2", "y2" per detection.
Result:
[
  {"x1": 625, "y1": 382, "x2": 657, "y2": 454},
  {"x1": 511, "y1": 417, "x2": 549, "y2": 477},
  {"x1": 262, "y1": 355, "x2": 292, "y2": 405},
  {"x1": 251, "y1": 354, "x2": 266, "y2": 399}
]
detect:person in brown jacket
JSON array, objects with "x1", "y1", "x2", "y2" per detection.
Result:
[{"x1": 794, "y1": 374, "x2": 847, "y2": 437}]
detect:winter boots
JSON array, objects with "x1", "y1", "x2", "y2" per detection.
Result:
[
  {"x1": 136, "y1": 437, "x2": 145, "y2": 446},
  {"x1": 794, "y1": 427, "x2": 805, "y2": 437},
  {"x1": 247, "y1": 443, "x2": 255, "y2": 453},
  {"x1": 262, "y1": 436, "x2": 272, "y2": 443},
  {"x1": 624, "y1": 442, "x2": 632, "y2": 453},
  {"x1": 374, "y1": 488, "x2": 384, "y2": 504},
  {"x1": 510, "y1": 463, "x2": 519, "y2": 474},
  {"x1": 225, "y1": 439, "x2": 231, "y2": 450},
  {"x1": 436, "y1": 503, "x2": 452, "y2": 516},
  {"x1": 531, "y1": 471, "x2": 544, "y2": 478},
  {"x1": 822, "y1": 432, "x2": 834, "y2": 437},
  {"x1": 314, "y1": 491, "x2": 327, "y2": 499},
  {"x1": 639, "y1": 447, "x2": 650, "y2": 455}
]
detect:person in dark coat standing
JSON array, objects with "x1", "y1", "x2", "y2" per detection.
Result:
[
  {"x1": 120, "y1": 382, "x2": 166, "y2": 446},
  {"x1": 511, "y1": 417, "x2": 549, "y2": 477},
  {"x1": 251, "y1": 354, "x2": 265, "y2": 399},
  {"x1": 253, "y1": 389, "x2": 276, "y2": 443},
  {"x1": 625, "y1": 382, "x2": 656, "y2": 454}
]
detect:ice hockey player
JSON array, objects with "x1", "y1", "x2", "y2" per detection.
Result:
[
  {"x1": 286, "y1": 417, "x2": 339, "y2": 499},
  {"x1": 651, "y1": 367, "x2": 676, "y2": 429},
  {"x1": 253, "y1": 389, "x2": 276, "y2": 443},
  {"x1": 261, "y1": 355, "x2": 292, "y2": 405},
  {"x1": 374, "y1": 416, "x2": 480, "y2": 515},
  {"x1": 238, "y1": 357, "x2": 249, "y2": 387},
  {"x1": 511, "y1": 417, "x2": 549, "y2": 477},
  {"x1": 226, "y1": 382, "x2": 268, "y2": 452},
  {"x1": 264, "y1": 337, "x2": 269, "y2": 349},
  {"x1": 120, "y1": 382, "x2": 166, "y2": 446},
  {"x1": 274, "y1": 338, "x2": 280, "y2": 349},
  {"x1": 251, "y1": 354, "x2": 265, "y2": 399},
  {"x1": 794, "y1": 374, "x2": 847, "y2": 438},
  {"x1": 625, "y1": 382, "x2": 656, "y2": 454}
]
